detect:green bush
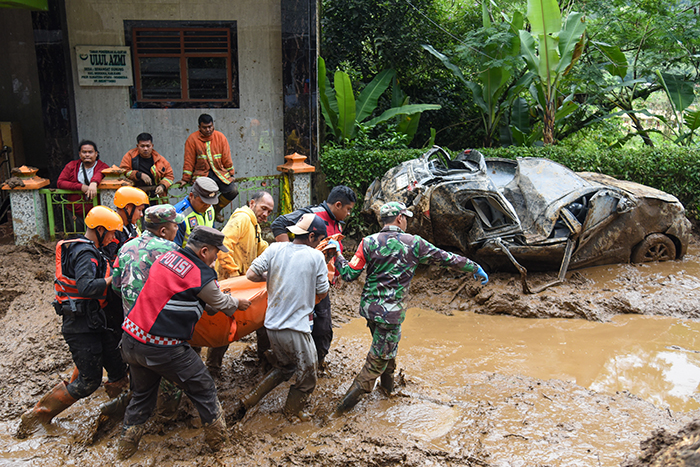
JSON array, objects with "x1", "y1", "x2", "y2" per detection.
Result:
[
  {"x1": 321, "y1": 148, "x2": 424, "y2": 236},
  {"x1": 321, "y1": 145, "x2": 700, "y2": 239}
]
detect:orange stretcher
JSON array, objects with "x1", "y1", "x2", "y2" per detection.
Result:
[{"x1": 188, "y1": 276, "x2": 268, "y2": 348}]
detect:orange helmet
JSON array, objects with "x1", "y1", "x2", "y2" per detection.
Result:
[
  {"x1": 114, "y1": 186, "x2": 149, "y2": 209},
  {"x1": 85, "y1": 206, "x2": 124, "y2": 231}
]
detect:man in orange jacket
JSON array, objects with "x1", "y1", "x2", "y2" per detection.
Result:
[
  {"x1": 120, "y1": 133, "x2": 174, "y2": 197},
  {"x1": 175, "y1": 114, "x2": 238, "y2": 222}
]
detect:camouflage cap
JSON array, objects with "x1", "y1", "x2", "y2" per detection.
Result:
[
  {"x1": 379, "y1": 201, "x2": 413, "y2": 218},
  {"x1": 144, "y1": 204, "x2": 185, "y2": 225}
]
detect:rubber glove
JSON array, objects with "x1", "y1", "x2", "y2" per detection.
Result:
[
  {"x1": 327, "y1": 239, "x2": 341, "y2": 252},
  {"x1": 473, "y1": 265, "x2": 489, "y2": 285}
]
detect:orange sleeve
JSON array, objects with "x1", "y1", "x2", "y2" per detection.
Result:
[
  {"x1": 120, "y1": 150, "x2": 138, "y2": 181},
  {"x1": 219, "y1": 132, "x2": 235, "y2": 177},
  {"x1": 182, "y1": 134, "x2": 196, "y2": 182},
  {"x1": 156, "y1": 153, "x2": 175, "y2": 188}
]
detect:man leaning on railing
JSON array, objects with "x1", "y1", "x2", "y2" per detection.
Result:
[{"x1": 57, "y1": 140, "x2": 109, "y2": 232}]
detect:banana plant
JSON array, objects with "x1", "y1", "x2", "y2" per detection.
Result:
[
  {"x1": 318, "y1": 57, "x2": 441, "y2": 146},
  {"x1": 520, "y1": 0, "x2": 586, "y2": 145},
  {"x1": 423, "y1": 2, "x2": 527, "y2": 147},
  {"x1": 655, "y1": 71, "x2": 699, "y2": 146}
]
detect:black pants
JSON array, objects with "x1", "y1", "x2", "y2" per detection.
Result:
[
  {"x1": 63, "y1": 330, "x2": 127, "y2": 400},
  {"x1": 207, "y1": 170, "x2": 238, "y2": 202},
  {"x1": 312, "y1": 295, "x2": 333, "y2": 365},
  {"x1": 120, "y1": 334, "x2": 220, "y2": 426}
]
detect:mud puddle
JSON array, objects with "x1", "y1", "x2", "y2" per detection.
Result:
[{"x1": 2, "y1": 241, "x2": 700, "y2": 465}]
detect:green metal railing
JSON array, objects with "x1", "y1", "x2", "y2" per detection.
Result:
[
  {"x1": 40, "y1": 189, "x2": 99, "y2": 240},
  {"x1": 39, "y1": 174, "x2": 291, "y2": 241}
]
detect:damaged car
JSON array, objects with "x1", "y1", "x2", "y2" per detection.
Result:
[{"x1": 364, "y1": 147, "x2": 692, "y2": 292}]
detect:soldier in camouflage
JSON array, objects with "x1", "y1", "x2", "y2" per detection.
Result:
[
  {"x1": 332, "y1": 201, "x2": 489, "y2": 415},
  {"x1": 112, "y1": 204, "x2": 184, "y2": 314},
  {"x1": 105, "y1": 204, "x2": 184, "y2": 421}
]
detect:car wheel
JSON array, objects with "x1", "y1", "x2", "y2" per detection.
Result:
[{"x1": 631, "y1": 233, "x2": 676, "y2": 263}]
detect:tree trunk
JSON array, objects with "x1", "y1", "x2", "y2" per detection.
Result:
[{"x1": 628, "y1": 112, "x2": 655, "y2": 147}]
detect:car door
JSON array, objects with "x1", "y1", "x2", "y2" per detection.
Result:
[{"x1": 576, "y1": 189, "x2": 633, "y2": 252}]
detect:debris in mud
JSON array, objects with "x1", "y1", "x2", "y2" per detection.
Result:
[
  {"x1": 1, "y1": 241, "x2": 700, "y2": 465},
  {"x1": 622, "y1": 420, "x2": 700, "y2": 467}
]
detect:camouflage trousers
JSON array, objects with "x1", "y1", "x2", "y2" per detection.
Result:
[{"x1": 355, "y1": 320, "x2": 400, "y2": 392}]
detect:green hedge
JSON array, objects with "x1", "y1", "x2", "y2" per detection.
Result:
[
  {"x1": 479, "y1": 146, "x2": 700, "y2": 218},
  {"x1": 321, "y1": 146, "x2": 700, "y2": 236},
  {"x1": 321, "y1": 148, "x2": 425, "y2": 235}
]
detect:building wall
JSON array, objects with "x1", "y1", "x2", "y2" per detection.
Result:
[{"x1": 64, "y1": 0, "x2": 284, "y2": 180}]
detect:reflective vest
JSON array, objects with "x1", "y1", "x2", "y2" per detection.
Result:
[
  {"x1": 182, "y1": 205, "x2": 215, "y2": 246},
  {"x1": 54, "y1": 238, "x2": 110, "y2": 309}
]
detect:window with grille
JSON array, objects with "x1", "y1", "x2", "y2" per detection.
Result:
[{"x1": 124, "y1": 21, "x2": 239, "y2": 108}]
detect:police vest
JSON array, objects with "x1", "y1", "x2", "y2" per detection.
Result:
[
  {"x1": 182, "y1": 205, "x2": 215, "y2": 246},
  {"x1": 122, "y1": 247, "x2": 217, "y2": 345},
  {"x1": 54, "y1": 238, "x2": 110, "y2": 309}
]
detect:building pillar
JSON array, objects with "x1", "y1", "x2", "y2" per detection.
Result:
[
  {"x1": 277, "y1": 153, "x2": 315, "y2": 210},
  {"x1": 98, "y1": 165, "x2": 132, "y2": 211},
  {"x1": 1, "y1": 165, "x2": 50, "y2": 245}
]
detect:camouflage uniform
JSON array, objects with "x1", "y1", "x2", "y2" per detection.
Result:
[
  {"x1": 112, "y1": 230, "x2": 177, "y2": 314},
  {"x1": 336, "y1": 212, "x2": 480, "y2": 392},
  {"x1": 111, "y1": 204, "x2": 184, "y2": 413}
]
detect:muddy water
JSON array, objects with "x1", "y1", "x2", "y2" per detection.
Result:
[
  {"x1": 386, "y1": 310, "x2": 700, "y2": 413},
  {"x1": 230, "y1": 311, "x2": 700, "y2": 467}
]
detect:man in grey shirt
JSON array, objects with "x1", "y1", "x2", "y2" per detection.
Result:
[{"x1": 234, "y1": 213, "x2": 329, "y2": 421}]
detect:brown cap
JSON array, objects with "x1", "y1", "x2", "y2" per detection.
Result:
[
  {"x1": 188, "y1": 225, "x2": 229, "y2": 252},
  {"x1": 192, "y1": 177, "x2": 220, "y2": 205}
]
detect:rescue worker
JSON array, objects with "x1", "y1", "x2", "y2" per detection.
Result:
[
  {"x1": 174, "y1": 177, "x2": 218, "y2": 247},
  {"x1": 208, "y1": 191, "x2": 275, "y2": 376},
  {"x1": 112, "y1": 204, "x2": 183, "y2": 316},
  {"x1": 16, "y1": 206, "x2": 128, "y2": 438},
  {"x1": 120, "y1": 133, "x2": 175, "y2": 197},
  {"x1": 175, "y1": 114, "x2": 238, "y2": 222},
  {"x1": 270, "y1": 185, "x2": 356, "y2": 372},
  {"x1": 105, "y1": 204, "x2": 184, "y2": 420},
  {"x1": 234, "y1": 213, "x2": 329, "y2": 422},
  {"x1": 117, "y1": 226, "x2": 251, "y2": 459},
  {"x1": 102, "y1": 186, "x2": 149, "y2": 262},
  {"x1": 332, "y1": 202, "x2": 489, "y2": 415}
]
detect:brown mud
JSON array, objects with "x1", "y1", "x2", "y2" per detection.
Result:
[{"x1": 1, "y1": 234, "x2": 700, "y2": 465}]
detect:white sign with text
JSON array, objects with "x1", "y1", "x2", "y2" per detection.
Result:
[{"x1": 76, "y1": 46, "x2": 133, "y2": 86}]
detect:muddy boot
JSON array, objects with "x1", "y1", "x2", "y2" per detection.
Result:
[
  {"x1": 117, "y1": 424, "x2": 145, "y2": 460},
  {"x1": 379, "y1": 372, "x2": 394, "y2": 396},
  {"x1": 157, "y1": 379, "x2": 183, "y2": 418},
  {"x1": 16, "y1": 381, "x2": 78, "y2": 439},
  {"x1": 206, "y1": 345, "x2": 229, "y2": 378},
  {"x1": 284, "y1": 387, "x2": 311, "y2": 422},
  {"x1": 240, "y1": 368, "x2": 287, "y2": 412},
  {"x1": 203, "y1": 411, "x2": 229, "y2": 451},
  {"x1": 99, "y1": 391, "x2": 132, "y2": 420},
  {"x1": 213, "y1": 197, "x2": 231, "y2": 223},
  {"x1": 335, "y1": 381, "x2": 365, "y2": 416},
  {"x1": 103, "y1": 375, "x2": 129, "y2": 399}
]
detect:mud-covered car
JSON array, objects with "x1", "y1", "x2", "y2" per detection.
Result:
[{"x1": 364, "y1": 147, "x2": 691, "y2": 289}]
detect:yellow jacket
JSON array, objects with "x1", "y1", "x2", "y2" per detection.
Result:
[{"x1": 215, "y1": 206, "x2": 269, "y2": 279}]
